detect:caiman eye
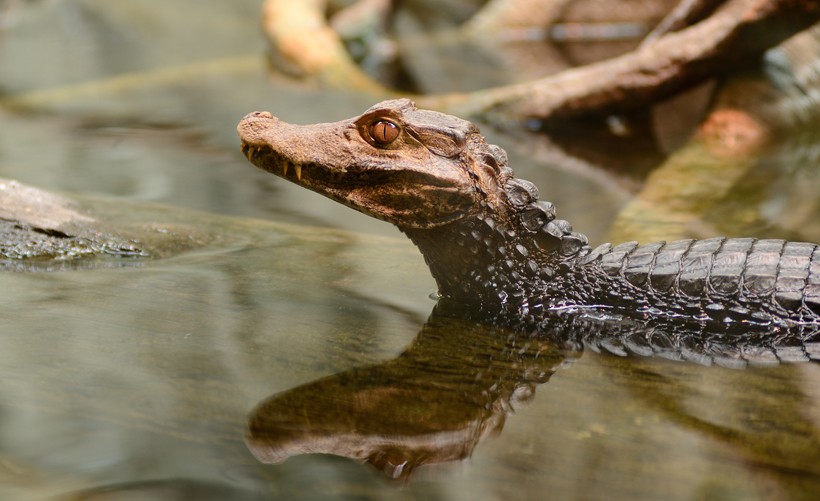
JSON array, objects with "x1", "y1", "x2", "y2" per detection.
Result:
[{"x1": 369, "y1": 119, "x2": 400, "y2": 146}]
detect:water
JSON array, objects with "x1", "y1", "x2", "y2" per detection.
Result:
[{"x1": 1, "y1": 1, "x2": 820, "y2": 499}]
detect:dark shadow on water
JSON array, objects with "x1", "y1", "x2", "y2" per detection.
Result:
[{"x1": 246, "y1": 300, "x2": 820, "y2": 483}]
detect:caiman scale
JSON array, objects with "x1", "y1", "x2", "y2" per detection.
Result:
[{"x1": 238, "y1": 99, "x2": 820, "y2": 329}]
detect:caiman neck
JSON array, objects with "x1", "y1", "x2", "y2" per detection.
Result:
[{"x1": 401, "y1": 194, "x2": 591, "y2": 311}]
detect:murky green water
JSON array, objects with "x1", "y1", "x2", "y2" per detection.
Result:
[{"x1": 2, "y1": 1, "x2": 820, "y2": 499}]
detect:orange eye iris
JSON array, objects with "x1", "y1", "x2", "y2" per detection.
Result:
[{"x1": 369, "y1": 120, "x2": 399, "y2": 146}]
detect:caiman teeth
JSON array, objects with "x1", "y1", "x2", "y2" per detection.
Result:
[
  {"x1": 294, "y1": 164, "x2": 302, "y2": 181},
  {"x1": 283, "y1": 162, "x2": 290, "y2": 176}
]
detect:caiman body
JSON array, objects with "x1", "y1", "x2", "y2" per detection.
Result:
[{"x1": 238, "y1": 99, "x2": 820, "y2": 329}]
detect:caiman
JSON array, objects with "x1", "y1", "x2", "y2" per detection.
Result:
[{"x1": 237, "y1": 99, "x2": 820, "y2": 331}]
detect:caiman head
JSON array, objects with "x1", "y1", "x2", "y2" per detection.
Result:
[
  {"x1": 238, "y1": 99, "x2": 589, "y2": 306},
  {"x1": 237, "y1": 98, "x2": 513, "y2": 229},
  {"x1": 237, "y1": 99, "x2": 536, "y2": 228}
]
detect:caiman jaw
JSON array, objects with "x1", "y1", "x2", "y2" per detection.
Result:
[
  {"x1": 238, "y1": 111, "x2": 308, "y2": 183},
  {"x1": 240, "y1": 141, "x2": 303, "y2": 181}
]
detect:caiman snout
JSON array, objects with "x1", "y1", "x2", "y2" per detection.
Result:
[
  {"x1": 238, "y1": 111, "x2": 277, "y2": 144},
  {"x1": 238, "y1": 111, "x2": 280, "y2": 165}
]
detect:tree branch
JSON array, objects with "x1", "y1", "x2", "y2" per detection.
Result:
[
  {"x1": 260, "y1": 0, "x2": 820, "y2": 124},
  {"x1": 422, "y1": 0, "x2": 820, "y2": 122}
]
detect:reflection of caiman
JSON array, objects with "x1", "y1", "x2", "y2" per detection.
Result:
[
  {"x1": 246, "y1": 301, "x2": 575, "y2": 481},
  {"x1": 238, "y1": 99, "x2": 820, "y2": 335},
  {"x1": 245, "y1": 300, "x2": 816, "y2": 482}
]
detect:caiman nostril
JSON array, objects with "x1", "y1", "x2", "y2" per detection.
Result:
[{"x1": 252, "y1": 111, "x2": 274, "y2": 119}]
